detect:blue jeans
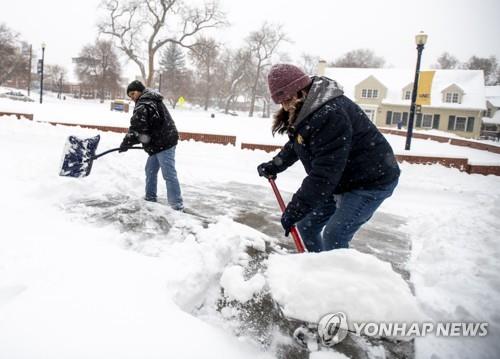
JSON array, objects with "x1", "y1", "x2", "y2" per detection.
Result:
[
  {"x1": 296, "y1": 179, "x2": 398, "y2": 252},
  {"x1": 145, "y1": 146, "x2": 184, "y2": 210}
]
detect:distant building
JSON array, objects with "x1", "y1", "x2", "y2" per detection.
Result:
[
  {"x1": 316, "y1": 62, "x2": 486, "y2": 139},
  {"x1": 482, "y1": 86, "x2": 500, "y2": 139}
]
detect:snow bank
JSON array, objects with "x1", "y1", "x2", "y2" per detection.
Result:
[
  {"x1": 159, "y1": 217, "x2": 269, "y2": 312},
  {"x1": 267, "y1": 250, "x2": 426, "y2": 327}
]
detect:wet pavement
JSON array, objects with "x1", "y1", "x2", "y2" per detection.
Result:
[
  {"x1": 183, "y1": 181, "x2": 411, "y2": 280},
  {"x1": 183, "y1": 181, "x2": 414, "y2": 358}
]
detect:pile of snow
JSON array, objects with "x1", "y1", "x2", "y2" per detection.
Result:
[
  {"x1": 267, "y1": 250, "x2": 425, "y2": 327},
  {"x1": 220, "y1": 265, "x2": 266, "y2": 303}
]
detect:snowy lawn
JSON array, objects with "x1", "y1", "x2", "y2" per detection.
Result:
[{"x1": 1, "y1": 94, "x2": 500, "y2": 164}]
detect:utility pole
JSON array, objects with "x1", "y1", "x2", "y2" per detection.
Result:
[
  {"x1": 27, "y1": 45, "x2": 32, "y2": 96},
  {"x1": 39, "y1": 43, "x2": 46, "y2": 104}
]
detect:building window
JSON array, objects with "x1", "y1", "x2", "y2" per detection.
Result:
[
  {"x1": 362, "y1": 108, "x2": 375, "y2": 122},
  {"x1": 385, "y1": 111, "x2": 409, "y2": 126},
  {"x1": 404, "y1": 90, "x2": 411, "y2": 100},
  {"x1": 361, "y1": 88, "x2": 379, "y2": 99},
  {"x1": 445, "y1": 92, "x2": 461, "y2": 103},
  {"x1": 455, "y1": 117, "x2": 466, "y2": 131},
  {"x1": 392, "y1": 112, "x2": 401, "y2": 125},
  {"x1": 433, "y1": 114, "x2": 440, "y2": 129},
  {"x1": 448, "y1": 116, "x2": 475, "y2": 132},
  {"x1": 422, "y1": 114, "x2": 433, "y2": 128}
]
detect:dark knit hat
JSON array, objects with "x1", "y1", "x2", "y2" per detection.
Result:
[
  {"x1": 127, "y1": 80, "x2": 145, "y2": 94},
  {"x1": 267, "y1": 64, "x2": 312, "y2": 104}
]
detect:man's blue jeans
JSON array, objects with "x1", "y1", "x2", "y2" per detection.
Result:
[
  {"x1": 296, "y1": 179, "x2": 398, "y2": 252},
  {"x1": 145, "y1": 146, "x2": 184, "y2": 210}
]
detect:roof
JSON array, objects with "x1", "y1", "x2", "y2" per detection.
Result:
[
  {"x1": 323, "y1": 67, "x2": 486, "y2": 110},
  {"x1": 485, "y1": 86, "x2": 500, "y2": 107}
]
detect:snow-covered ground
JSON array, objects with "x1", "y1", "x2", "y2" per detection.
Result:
[
  {"x1": 1, "y1": 90, "x2": 500, "y2": 165},
  {"x1": 1, "y1": 94, "x2": 500, "y2": 358}
]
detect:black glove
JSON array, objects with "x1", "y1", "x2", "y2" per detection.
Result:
[
  {"x1": 257, "y1": 161, "x2": 277, "y2": 180},
  {"x1": 281, "y1": 212, "x2": 295, "y2": 237},
  {"x1": 119, "y1": 132, "x2": 136, "y2": 153},
  {"x1": 281, "y1": 200, "x2": 307, "y2": 237},
  {"x1": 118, "y1": 141, "x2": 130, "y2": 153}
]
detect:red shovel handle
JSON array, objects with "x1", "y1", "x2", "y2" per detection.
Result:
[{"x1": 268, "y1": 179, "x2": 307, "y2": 253}]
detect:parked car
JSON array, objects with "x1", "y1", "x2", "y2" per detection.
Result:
[{"x1": 0, "y1": 91, "x2": 35, "y2": 102}]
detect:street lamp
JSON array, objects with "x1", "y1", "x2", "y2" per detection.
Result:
[
  {"x1": 405, "y1": 31, "x2": 428, "y2": 150},
  {"x1": 39, "y1": 42, "x2": 46, "y2": 104}
]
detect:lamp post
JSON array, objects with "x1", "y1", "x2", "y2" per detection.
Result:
[
  {"x1": 27, "y1": 45, "x2": 32, "y2": 96},
  {"x1": 39, "y1": 42, "x2": 46, "y2": 104},
  {"x1": 405, "y1": 31, "x2": 428, "y2": 151}
]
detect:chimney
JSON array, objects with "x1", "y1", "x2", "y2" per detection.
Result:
[{"x1": 316, "y1": 59, "x2": 327, "y2": 76}]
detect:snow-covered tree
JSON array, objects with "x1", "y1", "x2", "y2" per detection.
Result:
[
  {"x1": 246, "y1": 22, "x2": 288, "y2": 117},
  {"x1": 463, "y1": 55, "x2": 499, "y2": 85},
  {"x1": 331, "y1": 49, "x2": 385, "y2": 68},
  {"x1": 0, "y1": 23, "x2": 28, "y2": 86},
  {"x1": 46, "y1": 64, "x2": 67, "y2": 99},
  {"x1": 216, "y1": 48, "x2": 253, "y2": 114},
  {"x1": 74, "y1": 40, "x2": 122, "y2": 100},
  {"x1": 300, "y1": 53, "x2": 320, "y2": 75},
  {"x1": 433, "y1": 52, "x2": 460, "y2": 69},
  {"x1": 190, "y1": 36, "x2": 220, "y2": 111}
]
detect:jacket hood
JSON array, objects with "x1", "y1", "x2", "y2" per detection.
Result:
[
  {"x1": 292, "y1": 76, "x2": 344, "y2": 127},
  {"x1": 139, "y1": 88, "x2": 164, "y2": 102}
]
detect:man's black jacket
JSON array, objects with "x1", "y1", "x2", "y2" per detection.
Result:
[{"x1": 122, "y1": 89, "x2": 178, "y2": 155}]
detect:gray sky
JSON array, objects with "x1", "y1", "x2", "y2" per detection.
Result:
[{"x1": 2, "y1": 0, "x2": 499, "y2": 82}]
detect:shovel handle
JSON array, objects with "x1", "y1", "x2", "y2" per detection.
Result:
[
  {"x1": 268, "y1": 179, "x2": 307, "y2": 253},
  {"x1": 92, "y1": 146, "x2": 143, "y2": 160}
]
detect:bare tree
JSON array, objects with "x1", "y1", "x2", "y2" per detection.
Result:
[
  {"x1": 257, "y1": 67, "x2": 272, "y2": 118},
  {"x1": 158, "y1": 42, "x2": 192, "y2": 108},
  {"x1": 300, "y1": 53, "x2": 320, "y2": 75},
  {"x1": 98, "y1": 0, "x2": 225, "y2": 87},
  {"x1": 331, "y1": 49, "x2": 385, "y2": 68},
  {"x1": 74, "y1": 40, "x2": 122, "y2": 101},
  {"x1": 46, "y1": 64, "x2": 67, "y2": 98},
  {"x1": 216, "y1": 48, "x2": 253, "y2": 114},
  {"x1": 433, "y1": 52, "x2": 459, "y2": 69},
  {"x1": 190, "y1": 36, "x2": 220, "y2": 111},
  {"x1": 463, "y1": 55, "x2": 499, "y2": 85},
  {"x1": 246, "y1": 22, "x2": 288, "y2": 117},
  {"x1": 0, "y1": 24, "x2": 28, "y2": 86}
]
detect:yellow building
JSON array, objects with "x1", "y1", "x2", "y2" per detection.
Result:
[{"x1": 316, "y1": 63, "x2": 486, "y2": 139}]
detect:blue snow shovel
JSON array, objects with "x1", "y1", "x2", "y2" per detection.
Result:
[{"x1": 59, "y1": 134, "x2": 142, "y2": 178}]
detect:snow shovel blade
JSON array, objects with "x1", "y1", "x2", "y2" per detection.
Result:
[{"x1": 59, "y1": 134, "x2": 101, "y2": 178}]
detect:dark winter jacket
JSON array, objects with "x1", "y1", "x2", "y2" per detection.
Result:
[
  {"x1": 122, "y1": 89, "x2": 179, "y2": 155},
  {"x1": 271, "y1": 76, "x2": 400, "y2": 224}
]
